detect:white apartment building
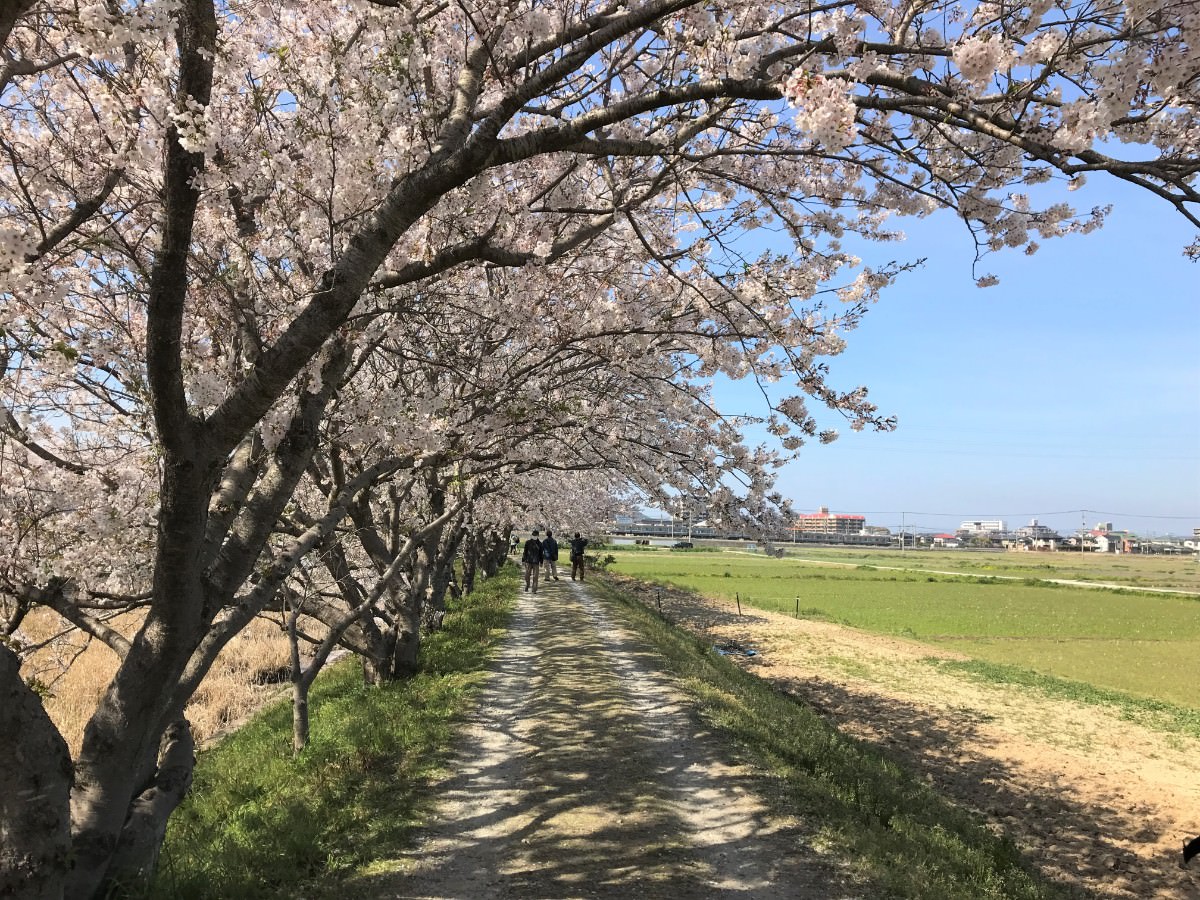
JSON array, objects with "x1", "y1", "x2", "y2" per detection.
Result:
[{"x1": 958, "y1": 519, "x2": 1007, "y2": 534}]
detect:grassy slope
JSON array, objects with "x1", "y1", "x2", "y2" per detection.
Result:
[
  {"x1": 610, "y1": 549, "x2": 1200, "y2": 709},
  {"x1": 153, "y1": 572, "x2": 514, "y2": 899}
]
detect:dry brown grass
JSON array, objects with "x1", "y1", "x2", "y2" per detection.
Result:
[{"x1": 18, "y1": 609, "x2": 295, "y2": 753}]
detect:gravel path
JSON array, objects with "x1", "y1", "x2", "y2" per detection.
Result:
[{"x1": 362, "y1": 578, "x2": 858, "y2": 900}]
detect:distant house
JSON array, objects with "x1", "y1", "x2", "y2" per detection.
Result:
[
  {"x1": 932, "y1": 533, "x2": 961, "y2": 548},
  {"x1": 1093, "y1": 531, "x2": 1139, "y2": 553}
]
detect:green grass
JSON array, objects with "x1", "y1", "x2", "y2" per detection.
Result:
[
  {"x1": 610, "y1": 549, "x2": 1200, "y2": 708},
  {"x1": 930, "y1": 659, "x2": 1200, "y2": 741},
  {"x1": 593, "y1": 578, "x2": 1078, "y2": 900},
  {"x1": 153, "y1": 572, "x2": 514, "y2": 899},
  {"x1": 786, "y1": 546, "x2": 1200, "y2": 591}
]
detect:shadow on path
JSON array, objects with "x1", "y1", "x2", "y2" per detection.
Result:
[{"x1": 352, "y1": 579, "x2": 857, "y2": 900}]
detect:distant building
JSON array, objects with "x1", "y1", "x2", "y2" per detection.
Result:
[
  {"x1": 794, "y1": 506, "x2": 866, "y2": 536},
  {"x1": 932, "y1": 533, "x2": 961, "y2": 548},
  {"x1": 959, "y1": 519, "x2": 1007, "y2": 535},
  {"x1": 1090, "y1": 529, "x2": 1139, "y2": 554},
  {"x1": 1015, "y1": 519, "x2": 1060, "y2": 541}
]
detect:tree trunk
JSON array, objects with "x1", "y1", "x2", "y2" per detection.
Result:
[
  {"x1": 362, "y1": 628, "x2": 400, "y2": 685},
  {"x1": 292, "y1": 679, "x2": 310, "y2": 754},
  {"x1": 481, "y1": 528, "x2": 509, "y2": 578},
  {"x1": 0, "y1": 643, "x2": 73, "y2": 900},
  {"x1": 426, "y1": 526, "x2": 464, "y2": 617},
  {"x1": 393, "y1": 614, "x2": 421, "y2": 677},
  {"x1": 289, "y1": 605, "x2": 308, "y2": 753},
  {"x1": 461, "y1": 528, "x2": 478, "y2": 595},
  {"x1": 104, "y1": 720, "x2": 195, "y2": 893}
]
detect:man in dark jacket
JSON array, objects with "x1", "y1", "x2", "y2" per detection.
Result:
[
  {"x1": 569, "y1": 533, "x2": 588, "y2": 581},
  {"x1": 522, "y1": 530, "x2": 543, "y2": 592},
  {"x1": 542, "y1": 530, "x2": 560, "y2": 581}
]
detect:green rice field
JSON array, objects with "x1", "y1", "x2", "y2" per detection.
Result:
[{"x1": 608, "y1": 546, "x2": 1200, "y2": 709}]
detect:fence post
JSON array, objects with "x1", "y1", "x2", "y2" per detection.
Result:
[{"x1": 736, "y1": 592, "x2": 741, "y2": 616}]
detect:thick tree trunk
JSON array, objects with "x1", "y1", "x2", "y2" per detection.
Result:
[
  {"x1": 426, "y1": 526, "x2": 464, "y2": 617},
  {"x1": 104, "y1": 720, "x2": 195, "y2": 893},
  {"x1": 461, "y1": 528, "x2": 479, "y2": 594},
  {"x1": 0, "y1": 0, "x2": 37, "y2": 49},
  {"x1": 393, "y1": 612, "x2": 421, "y2": 677},
  {"x1": 0, "y1": 643, "x2": 73, "y2": 900},
  {"x1": 362, "y1": 629, "x2": 399, "y2": 685},
  {"x1": 481, "y1": 529, "x2": 509, "y2": 578},
  {"x1": 60, "y1": 2, "x2": 222, "y2": 896}
]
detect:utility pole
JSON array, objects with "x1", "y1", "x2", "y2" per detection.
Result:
[{"x1": 901, "y1": 511, "x2": 906, "y2": 553}]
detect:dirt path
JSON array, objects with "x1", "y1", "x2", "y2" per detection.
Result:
[
  {"x1": 616, "y1": 577, "x2": 1200, "y2": 900},
  {"x1": 357, "y1": 578, "x2": 862, "y2": 900}
]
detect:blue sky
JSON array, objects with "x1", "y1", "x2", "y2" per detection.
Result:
[{"x1": 722, "y1": 177, "x2": 1199, "y2": 538}]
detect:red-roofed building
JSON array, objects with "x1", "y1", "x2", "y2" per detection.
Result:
[{"x1": 793, "y1": 506, "x2": 866, "y2": 537}]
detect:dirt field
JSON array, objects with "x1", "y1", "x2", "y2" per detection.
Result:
[{"x1": 611, "y1": 575, "x2": 1200, "y2": 900}]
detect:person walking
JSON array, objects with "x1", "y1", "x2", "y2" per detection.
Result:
[
  {"x1": 569, "y1": 532, "x2": 588, "y2": 581},
  {"x1": 542, "y1": 530, "x2": 561, "y2": 581},
  {"x1": 522, "y1": 530, "x2": 543, "y2": 592}
]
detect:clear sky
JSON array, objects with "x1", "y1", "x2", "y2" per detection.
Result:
[{"x1": 721, "y1": 177, "x2": 1200, "y2": 539}]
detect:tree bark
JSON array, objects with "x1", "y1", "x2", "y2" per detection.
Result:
[
  {"x1": 461, "y1": 528, "x2": 479, "y2": 595},
  {"x1": 104, "y1": 721, "x2": 195, "y2": 893},
  {"x1": 0, "y1": 0, "x2": 36, "y2": 49},
  {"x1": 289, "y1": 604, "x2": 309, "y2": 753},
  {"x1": 362, "y1": 628, "x2": 400, "y2": 685},
  {"x1": 481, "y1": 528, "x2": 510, "y2": 578},
  {"x1": 0, "y1": 643, "x2": 73, "y2": 900}
]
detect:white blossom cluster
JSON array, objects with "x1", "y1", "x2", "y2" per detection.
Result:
[
  {"x1": 952, "y1": 36, "x2": 1012, "y2": 88},
  {"x1": 781, "y1": 72, "x2": 859, "y2": 151}
]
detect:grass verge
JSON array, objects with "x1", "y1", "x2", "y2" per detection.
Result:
[
  {"x1": 930, "y1": 658, "x2": 1200, "y2": 741},
  {"x1": 592, "y1": 576, "x2": 1081, "y2": 900},
  {"x1": 152, "y1": 571, "x2": 515, "y2": 899}
]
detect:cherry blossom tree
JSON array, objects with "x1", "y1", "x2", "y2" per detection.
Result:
[
  {"x1": 272, "y1": 263, "x2": 807, "y2": 691},
  {"x1": 1, "y1": 0, "x2": 1197, "y2": 895}
]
